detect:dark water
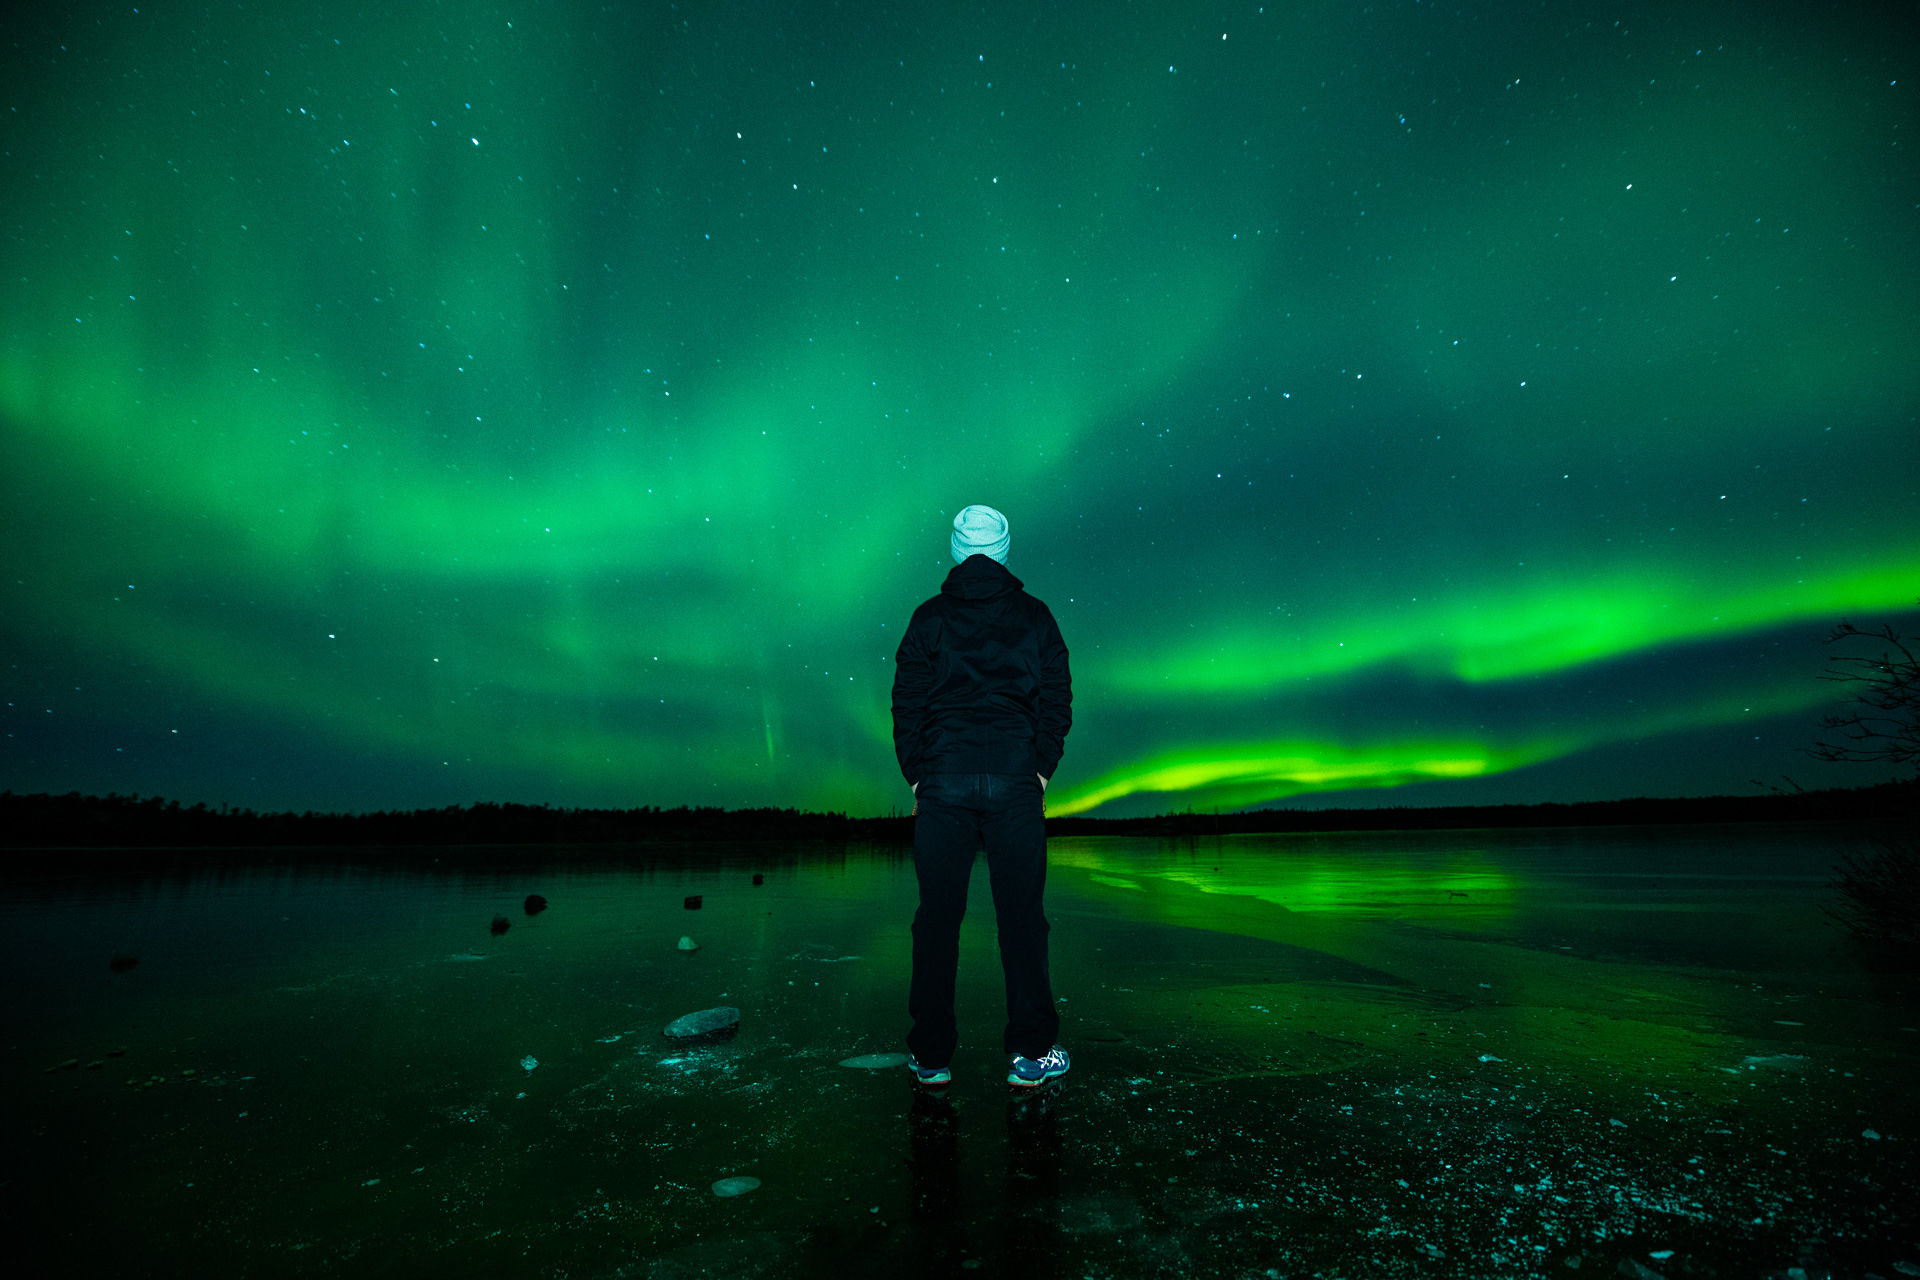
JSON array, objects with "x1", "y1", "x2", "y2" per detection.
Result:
[{"x1": 4, "y1": 825, "x2": 1915, "y2": 1278}]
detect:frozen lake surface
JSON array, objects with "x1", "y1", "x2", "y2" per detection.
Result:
[{"x1": 4, "y1": 823, "x2": 1916, "y2": 1278}]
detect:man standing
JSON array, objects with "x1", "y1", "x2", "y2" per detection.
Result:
[{"x1": 891, "y1": 504, "x2": 1073, "y2": 1088}]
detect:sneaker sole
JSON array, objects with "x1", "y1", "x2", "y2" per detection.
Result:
[{"x1": 1006, "y1": 1068, "x2": 1068, "y2": 1087}]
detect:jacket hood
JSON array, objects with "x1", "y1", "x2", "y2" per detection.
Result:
[{"x1": 941, "y1": 554, "x2": 1024, "y2": 601}]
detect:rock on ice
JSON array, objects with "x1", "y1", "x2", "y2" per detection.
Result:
[{"x1": 664, "y1": 1006, "x2": 741, "y2": 1040}]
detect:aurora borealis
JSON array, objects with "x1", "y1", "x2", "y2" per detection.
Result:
[{"x1": 2, "y1": 2, "x2": 1915, "y2": 819}]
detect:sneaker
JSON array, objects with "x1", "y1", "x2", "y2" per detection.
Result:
[
  {"x1": 908, "y1": 1055, "x2": 951, "y2": 1087},
  {"x1": 1007, "y1": 1045, "x2": 1070, "y2": 1087}
]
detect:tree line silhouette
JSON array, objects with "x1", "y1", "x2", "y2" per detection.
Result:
[
  {"x1": 1, "y1": 780, "x2": 1909, "y2": 851},
  {"x1": 0, "y1": 792, "x2": 866, "y2": 848}
]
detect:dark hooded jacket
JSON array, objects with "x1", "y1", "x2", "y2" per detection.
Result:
[{"x1": 891, "y1": 555, "x2": 1072, "y2": 784}]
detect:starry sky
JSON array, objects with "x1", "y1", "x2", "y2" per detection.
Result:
[{"x1": 3, "y1": 1, "x2": 1915, "y2": 820}]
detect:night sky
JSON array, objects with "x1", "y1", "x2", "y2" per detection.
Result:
[{"x1": 3, "y1": 2, "x2": 1915, "y2": 819}]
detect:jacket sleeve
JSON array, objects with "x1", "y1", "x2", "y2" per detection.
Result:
[
  {"x1": 891, "y1": 609, "x2": 935, "y2": 784},
  {"x1": 1034, "y1": 607, "x2": 1072, "y2": 777}
]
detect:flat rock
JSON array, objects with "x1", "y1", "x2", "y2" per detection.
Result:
[
  {"x1": 664, "y1": 1006, "x2": 740, "y2": 1041},
  {"x1": 711, "y1": 1176, "x2": 761, "y2": 1197}
]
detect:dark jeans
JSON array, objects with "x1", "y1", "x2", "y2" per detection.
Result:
[{"x1": 907, "y1": 772, "x2": 1059, "y2": 1066}]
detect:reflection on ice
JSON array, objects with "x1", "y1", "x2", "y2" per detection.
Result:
[
  {"x1": 653, "y1": 1047, "x2": 736, "y2": 1075},
  {"x1": 838, "y1": 1053, "x2": 909, "y2": 1070}
]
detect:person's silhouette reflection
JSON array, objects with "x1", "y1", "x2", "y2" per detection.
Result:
[
  {"x1": 907, "y1": 1085, "x2": 962, "y2": 1223},
  {"x1": 1002, "y1": 1078, "x2": 1066, "y2": 1264}
]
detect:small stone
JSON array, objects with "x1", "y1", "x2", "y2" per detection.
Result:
[
  {"x1": 677, "y1": 935, "x2": 699, "y2": 952},
  {"x1": 180, "y1": 1068, "x2": 196, "y2": 1078},
  {"x1": 1863, "y1": 1128, "x2": 1883, "y2": 1140},
  {"x1": 520, "y1": 1055, "x2": 538, "y2": 1072},
  {"x1": 490, "y1": 914, "x2": 510, "y2": 935},
  {"x1": 711, "y1": 1176, "x2": 760, "y2": 1197},
  {"x1": 109, "y1": 953, "x2": 140, "y2": 973},
  {"x1": 683, "y1": 895, "x2": 703, "y2": 910},
  {"x1": 107, "y1": 1046, "x2": 127, "y2": 1058},
  {"x1": 85, "y1": 1060, "x2": 104, "y2": 1071},
  {"x1": 55, "y1": 1059, "x2": 79, "y2": 1071},
  {"x1": 524, "y1": 894, "x2": 548, "y2": 915}
]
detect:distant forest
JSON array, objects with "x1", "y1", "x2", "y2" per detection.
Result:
[{"x1": 1, "y1": 780, "x2": 1912, "y2": 850}]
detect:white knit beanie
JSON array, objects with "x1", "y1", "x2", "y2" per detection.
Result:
[{"x1": 950, "y1": 504, "x2": 1011, "y2": 564}]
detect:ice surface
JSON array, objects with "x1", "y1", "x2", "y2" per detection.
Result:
[{"x1": 8, "y1": 827, "x2": 1916, "y2": 1279}]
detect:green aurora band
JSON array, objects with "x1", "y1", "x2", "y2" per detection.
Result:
[{"x1": 2, "y1": 1, "x2": 1916, "y2": 817}]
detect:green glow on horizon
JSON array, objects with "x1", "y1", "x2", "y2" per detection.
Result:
[
  {"x1": 1047, "y1": 677, "x2": 1841, "y2": 817},
  {"x1": 1048, "y1": 742, "x2": 1540, "y2": 818}
]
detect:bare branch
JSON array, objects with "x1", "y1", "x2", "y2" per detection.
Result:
[{"x1": 1809, "y1": 606, "x2": 1920, "y2": 772}]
